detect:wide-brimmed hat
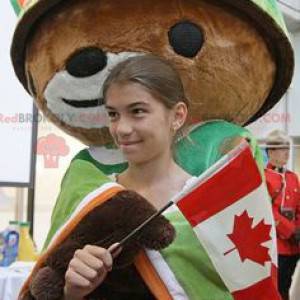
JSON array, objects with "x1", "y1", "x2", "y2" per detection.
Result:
[
  {"x1": 10, "y1": 0, "x2": 294, "y2": 124},
  {"x1": 265, "y1": 130, "x2": 291, "y2": 149}
]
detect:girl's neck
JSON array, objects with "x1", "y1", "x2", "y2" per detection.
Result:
[
  {"x1": 118, "y1": 150, "x2": 184, "y2": 190},
  {"x1": 117, "y1": 150, "x2": 191, "y2": 208}
]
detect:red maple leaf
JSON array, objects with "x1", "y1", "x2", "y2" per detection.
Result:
[{"x1": 224, "y1": 210, "x2": 272, "y2": 266}]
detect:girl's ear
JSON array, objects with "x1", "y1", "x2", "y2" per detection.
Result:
[{"x1": 172, "y1": 101, "x2": 188, "y2": 130}]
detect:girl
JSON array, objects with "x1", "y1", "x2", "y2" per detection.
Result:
[{"x1": 63, "y1": 55, "x2": 230, "y2": 300}]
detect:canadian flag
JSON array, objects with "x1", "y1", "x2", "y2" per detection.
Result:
[{"x1": 174, "y1": 142, "x2": 280, "y2": 300}]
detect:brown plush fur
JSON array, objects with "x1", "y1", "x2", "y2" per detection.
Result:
[
  {"x1": 23, "y1": 190, "x2": 175, "y2": 300},
  {"x1": 25, "y1": 0, "x2": 275, "y2": 146}
]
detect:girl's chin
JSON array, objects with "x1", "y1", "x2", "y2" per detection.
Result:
[
  {"x1": 124, "y1": 156, "x2": 146, "y2": 165},
  {"x1": 123, "y1": 151, "x2": 149, "y2": 164}
]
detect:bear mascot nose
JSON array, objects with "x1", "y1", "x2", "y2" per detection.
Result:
[
  {"x1": 66, "y1": 47, "x2": 107, "y2": 77},
  {"x1": 168, "y1": 21, "x2": 204, "y2": 58}
]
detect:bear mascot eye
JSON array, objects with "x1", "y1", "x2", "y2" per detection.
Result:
[
  {"x1": 66, "y1": 47, "x2": 108, "y2": 78},
  {"x1": 168, "y1": 21, "x2": 204, "y2": 58}
]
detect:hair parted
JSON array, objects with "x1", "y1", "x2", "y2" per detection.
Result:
[{"x1": 102, "y1": 54, "x2": 189, "y2": 109}]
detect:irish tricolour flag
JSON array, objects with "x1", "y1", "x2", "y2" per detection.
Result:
[
  {"x1": 173, "y1": 142, "x2": 280, "y2": 300},
  {"x1": 10, "y1": 0, "x2": 36, "y2": 16}
]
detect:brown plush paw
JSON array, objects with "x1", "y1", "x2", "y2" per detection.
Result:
[
  {"x1": 105, "y1": 190, "x2": 176, "y2": 250},
  {"x1": 50, "y1": 190, "x2": 176, "y2": 271},
  {"x1": 30, "y1": 266, "x2": 64, "y2": 300},
  {"x1": 138, "y1": 217, "x2": 176, "y2": 250}
]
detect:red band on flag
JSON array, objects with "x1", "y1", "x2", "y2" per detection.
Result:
[
  {"x1": 177, "y1": 147, "x2": 262, "y2": 226},
  {"x1": 232, "y1": 277, "x2": 281, "y2": 300}
]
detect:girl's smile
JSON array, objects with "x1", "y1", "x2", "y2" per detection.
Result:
[{"x1": 105, "y1": 82, "x2": 175, "y2": 164}]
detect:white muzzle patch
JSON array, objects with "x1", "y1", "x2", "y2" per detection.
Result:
[{"x1": 44, "y1": 52, "x2": 141, "y2": 129}]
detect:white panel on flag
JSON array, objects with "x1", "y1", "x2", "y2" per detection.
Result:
[
  {"x1": 0, "y1": 2, "x2": 35, "y2": 186},
  {"x1": 194, "y1": 185, "x2": 277, "y2": 292}
]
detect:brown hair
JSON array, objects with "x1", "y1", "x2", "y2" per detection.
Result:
[{"x1": 102, "y1": 54, "x2": 189, "y2": 110}]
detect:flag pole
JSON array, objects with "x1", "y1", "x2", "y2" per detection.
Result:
[
  {"x1": 110, "y1": 140, "x2": 249, "y2": 254},
  {"x1": 109, "y1": 201, "x2": 174, "y2": 255},
  {"x1": 119, "y1": 201, "x2": 174, "y2": 246}
]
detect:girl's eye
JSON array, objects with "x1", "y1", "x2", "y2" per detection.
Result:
[
  {"x1": 107, "y1": 111, "x2": 118, "y2": 120},
  {"x1": 132, "y1": 108, "x2": 146, "y2": 115}
]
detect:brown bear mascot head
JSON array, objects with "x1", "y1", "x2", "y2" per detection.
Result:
[{"x1": 11, "y1": 0, "x2": 293, "y2": 147}]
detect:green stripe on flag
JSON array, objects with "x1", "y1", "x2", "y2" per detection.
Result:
[{"x1": 10, "y1": 0, "x2": 22, "y2": 16}]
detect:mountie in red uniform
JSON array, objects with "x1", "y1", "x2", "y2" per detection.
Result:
[{"x1": 265, "y1": 163, "x2": 300, "y2": 255}]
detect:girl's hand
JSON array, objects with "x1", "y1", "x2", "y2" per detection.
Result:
[{"x1": 63, "y1": 243, "x2": 121, "y2": 300}]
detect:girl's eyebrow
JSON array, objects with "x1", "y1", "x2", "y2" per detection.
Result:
[
  {"x1": 105, "y1": 105, "x2": 115, "y2": 110},
  {"x1": 105, "y1": 101, "x2": 150, "y2": 110},
  {"x1": 128, "y1": 102, "x2": 150, "y2": 108}
]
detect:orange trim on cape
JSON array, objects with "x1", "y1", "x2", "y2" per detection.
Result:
[
  {"x1": 134, "y1": 251, "x2": 173, "y2": 300},
  {"x1": 18, "y1": 185, "x2": 123, "y2": 299}
]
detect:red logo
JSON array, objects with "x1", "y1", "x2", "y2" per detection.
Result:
[{"x1": 37, "y1": 134, "x2": 70, "y2": 168}]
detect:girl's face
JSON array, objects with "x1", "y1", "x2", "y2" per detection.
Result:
[{"x1": 105, "y1": 82, "x2": 184, "y2": 164}]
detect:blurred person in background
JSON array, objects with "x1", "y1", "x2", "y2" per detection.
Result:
[{"x1": 265, "y1": 130, "x2": 300, "y2": 300}]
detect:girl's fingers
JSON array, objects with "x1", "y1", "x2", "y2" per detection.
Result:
[
  {"x1": 64, "y1": 245, "x2": 116, "y2": 299},
  {"x1": 69, "y1": 257, "x2": 105, "y2": 281},
  {"x1": 83, "y1": 245, "x2": 113, "y2": 270},
  {"x1": 65, "y1": 268, "x2": 91, "y2": 288},
  {"x1": 108, "y1": 243, "x2": 123, "y2": 258},
  {"x1": 74, "y1": 248, "x2": 106, "y2": 271}
]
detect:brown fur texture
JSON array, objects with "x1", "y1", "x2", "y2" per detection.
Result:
[
  {"x1": 24, "y1": 0, "x2": 276, "y2": 146},
  {"x1": 23, "y1": 190, "x2": 175, "y2": 300}
]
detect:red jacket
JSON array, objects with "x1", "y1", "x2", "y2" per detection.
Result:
[{"x1": 265, "y1": 163, "x2": 300, "y2": 255}]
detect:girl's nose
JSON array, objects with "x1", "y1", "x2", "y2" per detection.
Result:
[{"x1": 115, "y1": 118, "x2": 133, "y2": 136}]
